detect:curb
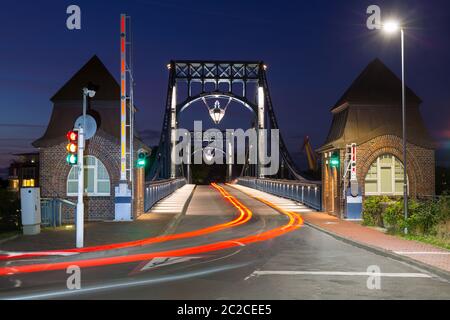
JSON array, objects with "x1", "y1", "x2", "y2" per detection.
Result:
[
  {"x1": 160, "y1": 185, "x2": 197, "y2": 237},
  {"x1": 304, "y1": 221, "x2": 450, "y2": 282},
  {"x1": 0, "y1": 234, "x2": 19, "y2": 245}
]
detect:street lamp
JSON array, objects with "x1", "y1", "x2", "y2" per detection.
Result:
[
  {"x1": 209, "y1": 100, "x2": 226, "y2": 124},
  {"x1": 382, "y1": 20, "x2": 409, "y2": 235},
  {"x1": 75, "y1": 87, "x2": 96, "y2": 248}
]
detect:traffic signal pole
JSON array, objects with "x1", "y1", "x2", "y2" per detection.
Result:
[{"x1": 76, "y1": 126, "x2": 84, "y2": 248}]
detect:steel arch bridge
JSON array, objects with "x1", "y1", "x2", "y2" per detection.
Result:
[{"x1": 148, "y1": 60, "x2": 315, "y2": 184}]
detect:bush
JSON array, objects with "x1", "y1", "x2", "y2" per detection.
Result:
[
  {"x1": 436, "y1": 192, "x2": 450, "y2": 223},
  {"x1": 383, "y1": 199, "x2": 419, "y2": 233},
  {"x1": 408, "y1": 200, "x2": 438, "y2": 235},
  {"x1": 383, "y1": 199, "x2": 404, "y2": 232},
  {"x1": 362, "y1": 196, "x2": 389, "y2": 227}
]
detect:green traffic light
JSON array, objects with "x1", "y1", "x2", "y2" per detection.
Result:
[
  {"x1": 66, "y1": 154, "x2": 78, "y2": 165},
  {"x1": 137, "y1": 158, "x2": 146, "y2": 168},
  {"x1": 330, "y1": 152, "x2": 340, "y2": 168},
  {"x1": 136, "y1": 152, "x2": 146, "y2": 168}
]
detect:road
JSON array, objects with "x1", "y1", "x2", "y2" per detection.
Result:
[{"x1": 0, "y1": 184, "x2": 449, "y2": 300}]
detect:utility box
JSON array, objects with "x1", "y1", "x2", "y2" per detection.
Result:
[
  {"x1": 345, "y1": 187, "x2": 362, "y2": 220},
  {"x1": 20, "y1": 187, "x2": 41, "y2": 235},
  {"x1": 114, "y1": 183, "x2": 132, "y2": 221}
]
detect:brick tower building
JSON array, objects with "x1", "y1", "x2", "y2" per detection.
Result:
[
  {"x1": 33, "y1": 55, "x2": 149, "y2": 221},
  {"x1": 317, "y1": 59, "x2": 435, "y2": 218}
]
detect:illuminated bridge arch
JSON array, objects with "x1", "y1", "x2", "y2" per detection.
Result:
[{"x1": 148, "y1": 60, "x2": 310, "y2": 183}]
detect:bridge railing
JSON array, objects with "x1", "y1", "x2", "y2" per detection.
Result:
[
  {"x1": 144, "y1": 178, "x2": 187, "y2": 212},
  {"x1": 41, "y1": 198, "x2": 76, "y2": 227},
  {"x1": 236, "y1": 177, "x2": 322, "y2": 211}
]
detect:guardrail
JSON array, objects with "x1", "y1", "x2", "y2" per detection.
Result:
[
  {"x1": 237, "y1": 177, "x2": 322, "y2": 211},
  {"x1": 41, "y1": 198, "x2": 76, "y2": 227},
  {"x1": 144, "y1": 178, "x2": 187, "y2": 212}
]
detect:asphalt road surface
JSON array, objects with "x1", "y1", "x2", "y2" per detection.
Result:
[{"x1": 1, "y1": 184, "x2": 449, "y2": 300}]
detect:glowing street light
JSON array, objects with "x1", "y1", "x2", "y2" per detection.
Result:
[
  {"x1": 209, "y1": 100, "x2": 226, "y2": 124},
  {"x1": 379, "y1": 19, "x2": 409, "y2": 235},
  {"x1": 383, "y1": 20, "x2": 400, "y2": 33}
]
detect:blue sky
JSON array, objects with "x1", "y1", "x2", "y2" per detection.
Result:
[{"x1": 1, "y1": 0, "x2": 450, "y2": 176}]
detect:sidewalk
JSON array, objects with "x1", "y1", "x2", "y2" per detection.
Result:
[
  {"x1": 231, "y1": 183, "x2": 450, "y2": 277},
  {"x1": 0, "y1": 214, "x2": 175, "y2": 252},
  {"x1": 302, "y1": 212, "x2": 450, "y2": 274}
]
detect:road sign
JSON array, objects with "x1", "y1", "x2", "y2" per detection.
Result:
[{"x1": 74, "y1": 114, "x2": 97, "y2": 140}]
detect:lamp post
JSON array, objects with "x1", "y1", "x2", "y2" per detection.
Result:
[
  {"x1": 383, "y1": 21, "x2": 408, "y2": 235},
  {"x1": 76, "y1": 87, "x2": 96, "y2": 248}
]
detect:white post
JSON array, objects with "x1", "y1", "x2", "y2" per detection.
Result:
[
  {"x1": 257, "y1": 86, "x2": 265, "y2": 179},
  {"x1": 401, "y1": 28, "x2": 408, "y2": 235},
  {"x1": 170, "y1": 86, "x2": 177, "y2": 179},
  {"x1": 120, "y1": 14, "x2": 127, "y2": 182},
  {"x1": 76, "y1": 126, "x2": 84, "y2": 248},
  {"x1": 227, "y1": 134, "x2": 233, "y2": 181}
]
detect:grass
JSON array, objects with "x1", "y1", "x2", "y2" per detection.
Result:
[{"x1": 400, "y1": 234, "x2": 450, "y2": 250}]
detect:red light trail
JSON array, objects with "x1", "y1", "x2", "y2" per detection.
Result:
[
  {"x1": 0, "y1": 183, "x2": 250, "y2": 261},
  {"x1": 0, "y1": 184, "x2": 303, "y2": 276}
]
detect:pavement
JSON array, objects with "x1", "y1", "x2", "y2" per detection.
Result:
[
  {"x1": 0, "y1": 214, "x2": 175, "y2": 252},
  {"x1": 0, "y1": 185, "x2": 197, "y2": 253},
  {"x1": 302, "y1": 212, "x2": 450, "y2": 275},
  {"x1": 232, "y1": 184, "x2": 450, "y2": 277},
  {"x1": 147, "y1": 184, "x2": 196, "y2": 215},
  {"x1": 0, "y1": 183, "x2": 449, "y2": 300}
]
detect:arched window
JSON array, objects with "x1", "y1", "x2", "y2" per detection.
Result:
[
  {"x1": 364, "y1": 154, "x2": 408, "y2": 196},
  {"x1": 67, "y1": 156, "x2": 111, "y2": 196}
]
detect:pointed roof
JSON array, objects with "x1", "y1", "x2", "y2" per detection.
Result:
[
  {"x1": 51, "y1": 55, "x2": 120, "y2": 101},
  {"x1": 33, "y1": 55, "x2": 137, "y2": 148},
  {"x1": 332, "y1": 58, "x2": 422, "y2": 110}
]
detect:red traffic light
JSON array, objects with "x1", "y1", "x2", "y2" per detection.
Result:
[{"x1": 67, "y1": 130, "x2": 78, "y2": 142}]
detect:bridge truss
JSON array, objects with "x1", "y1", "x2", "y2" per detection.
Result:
[{"x1": 148, "y1": 60, "x2": 313, "y2": 183}]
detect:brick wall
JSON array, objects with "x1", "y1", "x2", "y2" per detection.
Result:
[
  {"x1": 357, "y1": 135, "x2": 435, "y2": 198},
  {"x1": 39, "y1": 130, "x2": 148, "y2": 221},
  {"x1": 321, "y1": 134, "x2": 435, "y2": 217}
]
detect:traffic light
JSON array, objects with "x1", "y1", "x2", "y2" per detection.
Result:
[
  {"x1": 330, "y1": 151, "x2": 340, "y2": 168},
  {"x1": 136, "y1": 149, "x2": 147, "y2": 168},
  {"x1": 66, "y1": 130, "x2": 78, "y2": 165}
]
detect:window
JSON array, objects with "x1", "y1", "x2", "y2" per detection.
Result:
[
  {"x1": 67, "y1": 156, "x2": 110, "y2": 196},
  {"x1": 364, "y1": 154, "x2": 408, "y2": 196},
  {"x1": 22, "y1": 179, "x2": 35, "y2": 187}
]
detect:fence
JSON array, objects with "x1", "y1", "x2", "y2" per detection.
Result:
[
  {"x1": 41, "y1": 198, "x2": 76, "y2": 227},
  {"x1": 144, "y1": 178, "x2": 187, "y2": 212},
  {"x1": 237, "y1": 177, "x2": 322, "y2": 211}
]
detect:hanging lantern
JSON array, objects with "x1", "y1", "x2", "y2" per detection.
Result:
[
  {"x1": 209, "y1": 100, "x2": 226, "y2": 124},
  {"x1": 202, "y1": 97, "x2": 232, "y2": 125}
]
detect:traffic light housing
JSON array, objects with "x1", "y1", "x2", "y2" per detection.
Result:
[
  {"x1": 330, "y1": 151, "x2": 340, "y2": 168},
  {"x1": 136, "y1": 149, "x2": 147, "y2": 168},
  {"x1": 66, "y1": 130, "x2": 78, "y2": 165}
]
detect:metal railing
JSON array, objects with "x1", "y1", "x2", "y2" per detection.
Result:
[
  {"x1": 41, "y1": 198, "x2": 76, "y2": 227},
  {"x1": 237, "y1": 177, "x2": 322, "y2": 211},
  {"x1": 144, "y1": 178, "x2": 187, "y2": 212}
]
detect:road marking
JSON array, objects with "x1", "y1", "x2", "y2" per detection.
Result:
[
  {"x1": 248, "y1": 270, "x2": 432, "y2": 278},
  {"x1": 394, "y1": 251, "x2": 450, "y2": 255},
  {"x1": 6, "y1": 262, "x2": 250, "y2": 300},
  {"x1": 130, "y1": 256, "x2": 203, "y2": 275}
]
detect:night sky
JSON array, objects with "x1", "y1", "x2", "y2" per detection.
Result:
[{"x1": 1, "y1": 0, "x2": 450, "y2": 177}]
